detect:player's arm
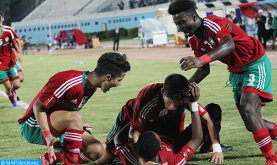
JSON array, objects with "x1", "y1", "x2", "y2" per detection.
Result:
[
  {"x1": 201, "y1": 112, "x2": 223, "y2": 164},
  {"x1": 165, "y1": 84, "x2": 202, "y2": 164},
  {"x1": 189, "y1": 63, "x2": 210, "y2": 83},
  {"x1": 128, "y1": 119, "x2": 146, "y2": 161},
  {"x1": 33, "y1": 98, "x2": 59, "y2": 163},
  {"x1": 180, "y1": 35, "x2": 235, "y2": 71}
]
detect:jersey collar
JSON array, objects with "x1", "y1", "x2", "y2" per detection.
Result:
[
  {"x1": 82, "y1": 71, "x2": 88, "y2": 89},
  {"x1": 195, "y1": 18, "x2": 205, "y2": 40}
]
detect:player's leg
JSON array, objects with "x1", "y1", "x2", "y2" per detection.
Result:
[
  {"x1": 46, "y1": 110, "x2": 85, "y2": 165},
  {"x1": 16, "y1": 61, "x2": 24, "y2": 82},
  {"x1": 0, "y1": 70, "x2": 17, "y2": 107},
  {"x1": 238, "y1": 54, "x2": 276, "y2": 163}
]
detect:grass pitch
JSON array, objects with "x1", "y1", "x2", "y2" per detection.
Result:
[{"x1": 0, "y1": 54, "x2": 276, "y2": 165}]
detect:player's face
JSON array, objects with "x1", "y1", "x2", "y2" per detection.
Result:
[
  {"x1": 163, "y1": 95, "x2": 184, "y2": 112},
  {"x1": 101, "y1": 72, "x2": 126, "y2": 93},
  {"x1": 0, "y1": 17, "x2": 2, "y2": 29},
  {"x1": 173, "y1": 11, "x2": 198, "y2": 37}
]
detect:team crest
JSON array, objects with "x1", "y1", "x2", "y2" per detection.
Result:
[
  {"x1": 5, "y1": 37, "x2": 9, "y2": 42},
  {"x1": 208, "y1": 38, "x2": 215, "y2": 45}
]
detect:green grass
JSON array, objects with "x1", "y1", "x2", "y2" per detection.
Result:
[{"x1": 0, "y1": 54, "x2": 277, "y2": 165}]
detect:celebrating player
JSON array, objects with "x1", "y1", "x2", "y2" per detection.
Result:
[
  {"x1": 96, "y1": 74, "x2": 228, "y2": 164},
  {"x1": 168, "y1": 0, "x2": 276, "y2": 164},
  {"x1": 0, "y1": 11, "x2": 21, "y2": 108},
  {"x1": 0, "y1": 11, "x2": 24, "y2": 102},
  {"x1": 18, "y1": 52, "x2": 130, "y2": 165}
]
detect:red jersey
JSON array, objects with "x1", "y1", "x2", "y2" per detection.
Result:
[
  {"x1": 189, "y1": 15, "x2": 265, "y2": 72},
  {"x1": 18, "y1": 70, "x2": 97, "y2": 124},
  {"x1": 0, "y1": 28, "x2": 17, "y2": 70},
  {"x1": 159, "y1": 141, "x2": 190, "y2": 165},
  {"x1": 131, "y1": 83, "x2": 206, "y2": 133},
  {"x1": 3, "y1": 25, "x2": 19, "y2": 67}
]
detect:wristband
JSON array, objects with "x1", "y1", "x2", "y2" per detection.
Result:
[
  {"x1": 17, "y1": 51, "x2": 21, "y2": 54},
  {"x1": 199, "y1": 54, "x2": 211, "y2": 64},
  {"x1": 43, "y1": 130, "x2": 51, "y2": 139},
  {"x1": 212, "y1": 143, "x2": 222, "y2": 153},
  {"x1": 189, "y1": 102, "x2": 198, "y2": 112}
]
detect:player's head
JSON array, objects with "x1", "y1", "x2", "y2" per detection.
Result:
[
  {"x1": 0, "y1": 11, "x2": 4, "y2": 21},
  {"x1": 162, "y1": 74, "x2": 190, "y2": 111},
  {"x1": 225, "y1": 14, "x2": 232, "y2": 21},
  {"x1": 168, "y1": 0, "x2": 201, "y2": 36},
  {"x1": 230, "y1": 11, "x2": 235, "y2": 18},
  {"x1": 258, "y1": 9, "x2": 263, "y2": 16},
  {"x1": 94, "y1": 52, "x2": 130, "y2": 93},
  {"x1": 136, "y1": 131, "x2": 161, "y2": 162}
]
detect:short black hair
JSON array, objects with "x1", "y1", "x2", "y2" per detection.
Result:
[
  {"x1": 163, "y1": 74, "x2": 190, "y2": 101},
  {"x1": 230, "y1": 11, "x2": 235, "y2": 14},
  {"x1": 136, "y1": 132, "x2": 160, "y2": 162},
  {"x1": 94, "y1": 52, "x2": 130, "y2": 78},
  {"x1": 168, "y1": 0, "x2": 196, "y2": 15}
]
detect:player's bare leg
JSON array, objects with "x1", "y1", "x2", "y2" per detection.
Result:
[
  {"x1": 239, "y1": 92, "x2": 277, "y2": 164},
  {"x1": 94, "y1": 145, "x2": 116, "y2": 164},
  {"x1": 3, "y1": 80, "x2": 17, "y2": 108},
  {"x1": 45, "y1": 111, "x2": 85, "y2": 165},
  {"x1": 19, "y1": 71, "x2": 24, "y2": 82},
  {"x1": 78, "y1": 132, "x2": 104, "y2": 163}
]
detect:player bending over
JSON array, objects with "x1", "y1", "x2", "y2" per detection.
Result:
[
  {"x1": 168, "y1": 0, "x2": 277, "y2": 164},
  {"x1": 18, "y1": 52, "x2": 130, "y2": 165}
]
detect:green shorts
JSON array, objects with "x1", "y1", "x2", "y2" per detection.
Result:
[
  {"x1": 20, "y1": 116, "x2": 65, "y2": 152},
  {"x1": 15, "y1": 61, "x2": 22, "y2": 72},
  {"x1": 0, "y1": 66, "x2": 19, "y2": 84},
  {"x1": 229, "y1": 54, "x2": 273, "y2": 105},
  {"x1": 273, "y1": 29, "x2": 277, "y2": 37}
]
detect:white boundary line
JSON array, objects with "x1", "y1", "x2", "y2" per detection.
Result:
[{"x1": 0, "y1": 90, "x2": 29, "y2": 110}]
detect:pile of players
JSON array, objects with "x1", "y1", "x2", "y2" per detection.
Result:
[{"x1": 1, "y1": 0, "x2": 276, "y2": 164}]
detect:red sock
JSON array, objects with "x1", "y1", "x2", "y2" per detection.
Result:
[
  {"x1": 270, "y1": 123, "x2": 277, "y2": 140},
  {"x1": 44, "y1": 152, "x2": 62, "y2": 164},
  {"x1": 77, "y1": 153, "x2": 92, "y2": 164},
  {"x1": 62, "y1": 129, "x2": 84, "y2": 165},
  {"x1": 7, "y1": 91, "x2": 16, "y2": 105},
  {"x1": 253, "y1": 127, "x2": 277, "y2": 160}
]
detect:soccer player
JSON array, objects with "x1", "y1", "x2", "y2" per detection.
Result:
[
  {"x1": 0, "y1": 11, "x2": 21, "y2": 108},
  {"x1": 96, "y1": 74, "x2": 227, "y2": 164},
  {"x1": 0, "y1": 12, "x2": 24, "y2": 101},
  {"x1": 168, "y1": 0, "x2": 276, "y2": 164},
  {"x1": 18, "y1": 52, "x2": 130, "y2": 165}
]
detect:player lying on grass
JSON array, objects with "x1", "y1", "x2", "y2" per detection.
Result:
[
  {"x1": 18, "y1": 52, "x2": 130, "y2": 165},
  {"x1": 99, "y1": 81, "x2": 202, "y2": 165},
  {"x1": 95, "y1": 74, "x2": 230, "y2": 164},
  {"x1": 168, "y1": 0, "x2": 277, "y2": 164}
]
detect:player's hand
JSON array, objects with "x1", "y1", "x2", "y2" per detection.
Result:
[
  {"x1": 83, "y1": 123, "x2": 94, "y2": 134},
  {"x1": 18, "y1": 56, "x2": 23, "y2": 63},
  {"x1": 209, "y1": 152, "x2": 224, "y2": 164},
  {"x1": 188, "y1": 82, "x2": 200, "y2": 102},
  {"x1": 180, "y1": 56, "x2": 204, "y2": 71},
  {"x1": 45, "y1": 134, "x2": 59, "y2": 163}
]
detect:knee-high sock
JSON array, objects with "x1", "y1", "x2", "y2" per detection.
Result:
[
  {"x1": 6, "y1": 90, "x2": 16, "y2": 105},
  {"x1": 62, "y1": 129, "x2": 83, "y2": 165},
  {"x1": 77, "y1": 152, "x2": 93, "y2": 164},
  {"x1": 270, "y1": 123, "x2": 277, "y2": 140},
  {"x1": 253, "y1": 127, "x2": 277, "y2": 160}
]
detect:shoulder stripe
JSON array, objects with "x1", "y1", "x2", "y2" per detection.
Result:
[
  {"x1": 3, "y1": 29, "x2": 14, "y2": 39},
  {"x1": 55, "y1": 79, "x2": 82, "y2": 98},
  {"x1": 204, "y1": 19, "x2": 221, "y2": 31},
  {"x1": 53, "y1": 75, "x2": 82, "y2": 96},
  {"x1": 121, "y1": 147, "x2": 139, "y2": 164},
  {"x1": 204, "y1": 21, "x2": 219, "y2": 34},
  {"x1": 139, "y1": 97, "x2": 158, "y2": 118}
]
